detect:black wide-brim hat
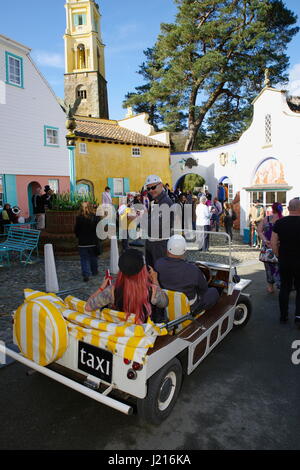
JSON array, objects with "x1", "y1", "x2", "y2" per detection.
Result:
[{"x1": 118, "y1": 248, "x2": 145, "y2": 276}]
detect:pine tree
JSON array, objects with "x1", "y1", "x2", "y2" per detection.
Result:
[{"x1": 124, "y1": 0, "x2": 298, "y2": 150}]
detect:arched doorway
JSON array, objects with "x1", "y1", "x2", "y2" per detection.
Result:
[
  {"x1": 219, "y1": 176, "x2": 233, "y2": 203},
  {"x1": 174, "y1": 173, "x2": 206, "y2": 193},
  {"x1": 27, "y1": 181, "x2": 41, "y2": 219}
]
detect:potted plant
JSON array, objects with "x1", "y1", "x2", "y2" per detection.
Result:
[{"x1": 40, "y1": 192, "x2": 98, "y2": 256}]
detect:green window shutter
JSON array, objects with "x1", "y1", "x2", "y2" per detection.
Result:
[
  {"x1": 123, "y1": 178, "x2": 130, "y2": 195},
  {"x1": 74, "y1": 14, "x2": 79, "y2": 26},
  {"x1": 107, "y1": 178, "x2": 114, "y2": 197}
]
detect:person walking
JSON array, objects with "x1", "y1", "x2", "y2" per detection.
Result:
[
  {"x1": 217, "y1": 182, "x2": 226, "y2": 209},
  {"x1": 74, "y1": 202, "x2": 100, "y2": 282},
  {"x1": 257, "y1": 202, "x2": 283, "y2": 293},
  {"x1": 271, "y1": 198, "x2": 300, "y2": 325},
  {"x1": 196, "y1": 196, "x2": 211, "y2": 251},
  {"x1": 223, "y1": 202, "x2": 236, "y2": 242}
]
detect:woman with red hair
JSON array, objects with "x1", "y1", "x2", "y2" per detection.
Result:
[
  {"x1": 257, "y1": 202, "x2": 283, "y2": 293},
  {"x1": 85, "y1": 249, "x2": 168, "y2": 324}
]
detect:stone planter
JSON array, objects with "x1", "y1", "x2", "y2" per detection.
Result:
[
  {"x1": 39, "y1": 210, "x2": 80, "y2": 256},
  {"x1": 45, "y1": 210, "x2": 79, "y2": 234}
]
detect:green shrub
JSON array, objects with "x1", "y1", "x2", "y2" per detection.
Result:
[{"x1": 49, "y1": 192, "x2": 98, "y2": 211}]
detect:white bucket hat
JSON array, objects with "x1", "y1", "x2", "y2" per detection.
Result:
[
  {"x1": 167, "y1": 235, "x2": 186, "y2": 256},
  {"x1": 145, "y1": 175, "x2": 162, "y2": 186}
]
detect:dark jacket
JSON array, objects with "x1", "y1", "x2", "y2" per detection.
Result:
[
  {"x1": 155, "y1": 257, "x2": 208, "y2": 301},
  {"x1": 32, "y1": 194, "x2": 45, "y2": 214},
  {"x1": 147, "y1": 189, "x2": 174, "y2": 239},
  {"x1": 74, "y1": 215, "x2": 99, "y2": 246}
]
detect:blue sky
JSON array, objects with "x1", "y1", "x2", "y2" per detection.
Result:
[{"x1": 2, "y1": 0, "x2": 300, "y2": 120}]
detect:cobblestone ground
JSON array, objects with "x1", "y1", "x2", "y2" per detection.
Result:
[{"x1": 0, "y1": 229, "x2": 260, "y2": 344}]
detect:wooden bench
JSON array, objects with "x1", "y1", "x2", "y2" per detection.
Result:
[{"x1": 0, "y1": 226, "x2": 40, "y2": 265}]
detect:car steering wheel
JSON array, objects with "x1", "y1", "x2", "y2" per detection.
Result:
[{"x1": 197, "y1": 263, "x2": 212, "y2": 284}]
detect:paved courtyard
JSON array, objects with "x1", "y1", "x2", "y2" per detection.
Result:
[{"x1": 0, "y1": 229, "x2": 260, "y2": 345}]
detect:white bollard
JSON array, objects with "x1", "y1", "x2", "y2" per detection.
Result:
[
  {"x1": 110, "y1": 236, "x2": 119, "y2": 275},
  {"x1": 44, "y1": 244, "x2": 59, "y2": 293}
]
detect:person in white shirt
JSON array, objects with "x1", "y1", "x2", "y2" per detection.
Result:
[
  {"x1": 196, "y1": 196, "x2": 212, "y2": 251},
  {"x1": 101, "y1": 186, "x2": 112, "y2": 205}
]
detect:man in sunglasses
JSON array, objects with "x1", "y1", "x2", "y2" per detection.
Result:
[{"x1": 144, "y1": 174, "x2": 174, "y2": 267}]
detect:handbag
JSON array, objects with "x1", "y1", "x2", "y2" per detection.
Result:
[{"x1": 259, "y1": 246, "x2": 278, "y2": 263}]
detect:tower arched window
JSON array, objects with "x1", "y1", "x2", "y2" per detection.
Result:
[{"x1": 77, "y1": 44, "x2": 86, "y2": 69}]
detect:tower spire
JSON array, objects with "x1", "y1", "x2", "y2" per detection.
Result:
[{"x1": 64, "y1": 0, "x2": 109, "y2": 118}]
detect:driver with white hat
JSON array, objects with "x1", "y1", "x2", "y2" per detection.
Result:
[
  {"x1": 155, "y1": 235, "x2": 219, "y2": 314},
  {"x1": 144, "y1": 174, "x2": 174, "y2": 267}
]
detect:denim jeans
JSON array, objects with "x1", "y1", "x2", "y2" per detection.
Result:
[{"x1": 79, "y1": 247, "x2": 98, "y2": 278}]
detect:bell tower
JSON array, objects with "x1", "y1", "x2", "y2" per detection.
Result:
[{"x1": 64, "y1": 0, "x2": 109, "y2": 118}]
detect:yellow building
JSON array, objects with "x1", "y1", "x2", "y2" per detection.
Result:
[
  {"x1": 64, "y1": 0, "x2": 171, "y2": 202},
  {"x1": 73, "y1": 114, "x2": 171, "y2": 203}
]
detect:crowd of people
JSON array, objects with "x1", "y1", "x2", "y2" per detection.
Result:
[
  {"x1": 80, "y1": 176, "x2": 233, "y2": 325},
  {"x1": 0, "y1": 185, "x2": 54, "y2": 233},
  {"x1": 2, "y1": 176, "x2": 299, "y2": 327}
]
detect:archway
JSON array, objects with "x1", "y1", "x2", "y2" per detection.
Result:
[
  {"x1": 174, "y1": 173, "x2": 206, "y2": 194},
  {"x1": 27, "y1": 181, "x2": 41, "y2": 219},
  {"x1": 76, "y1": 179, "x2": 94, "y2": 197},
  {"x1": 218, "y1": 175, "x2": 233, "y2": 203}
]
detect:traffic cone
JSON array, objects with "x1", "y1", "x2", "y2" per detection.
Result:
[
  {"x1": 44, "y1": 244, "x2": 59, "y2": 293},
  {"x1": 110, "y1": 236, "x2": 119, "y2": 275}
]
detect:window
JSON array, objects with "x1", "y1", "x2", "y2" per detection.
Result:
[
  {"x1": 250, "y1": 191, "x2": 287, "y2": 207},
  {"x1": 5, "y1": 52, "x2": 23, "y2": 88},
  {"x1": 79, "y1": 142, "x2": 87, "y2": 154},
  {"x1": 44, "y1": 126, "x2": 59, "y2": 147},
  {"x1": 227, "y1": 184, "x2": 234, "y2": 203},
  {"x1": 132, "y1": 147, "x2": 141, "y2": 157},
  {"x1": 113, "y1": 178, "x2": 124, "y2": 196},
  {"x1": 74, "y1": 13, "x2": 87, "y2": 27},
  {"x1": 48, "y1": 179, "x2": 59, "y2": 194},
  {"x1": 265, "y1": 114, "x2": 272, "y2": 144},
  {"x1": 77, "y1": 89, "x2": 87, "y2": 99}
]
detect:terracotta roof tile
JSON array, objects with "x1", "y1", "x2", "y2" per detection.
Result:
[{"x1": 74, "y1": 118, "x2": 169, "y2": 147}]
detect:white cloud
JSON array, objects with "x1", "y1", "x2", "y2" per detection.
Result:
[
  {"x1": 287, "y1": 63, "x2": 300, "y2": 96},
  {"x1": 33, "y1": 51, "x2": 64, "y2": 69}
]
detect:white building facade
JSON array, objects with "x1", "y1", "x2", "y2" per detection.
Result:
[
  {"x1": 171, "y1": 87, "x2": 300, "y2": 234},
  {"x1": 0, "y1": 34, "x2": 70, "y2": 218}
]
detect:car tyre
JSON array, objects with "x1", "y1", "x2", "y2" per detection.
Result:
[
  {"x1": 233, "y1": 294, "x2": 252, "y2": 328},
  {"x1": 137, "y1": 358, "x2": 182, "y2": 425}
]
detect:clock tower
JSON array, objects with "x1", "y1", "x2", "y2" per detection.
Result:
[{"x1": 64, "y1": 0, "x2": 109, "y2": 118}]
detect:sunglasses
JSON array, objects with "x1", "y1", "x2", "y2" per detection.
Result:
[{"x1": 147, "y1": 183, "x2": 161, "y2": 191}]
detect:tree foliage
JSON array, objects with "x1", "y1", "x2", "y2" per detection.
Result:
[{"x1": 124, "y1": 0, "x2": 298, "y2": 150}]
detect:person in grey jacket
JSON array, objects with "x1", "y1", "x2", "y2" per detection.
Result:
[{"x1": 155, "y1": 235, "x2": 219, "y2": 314}]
